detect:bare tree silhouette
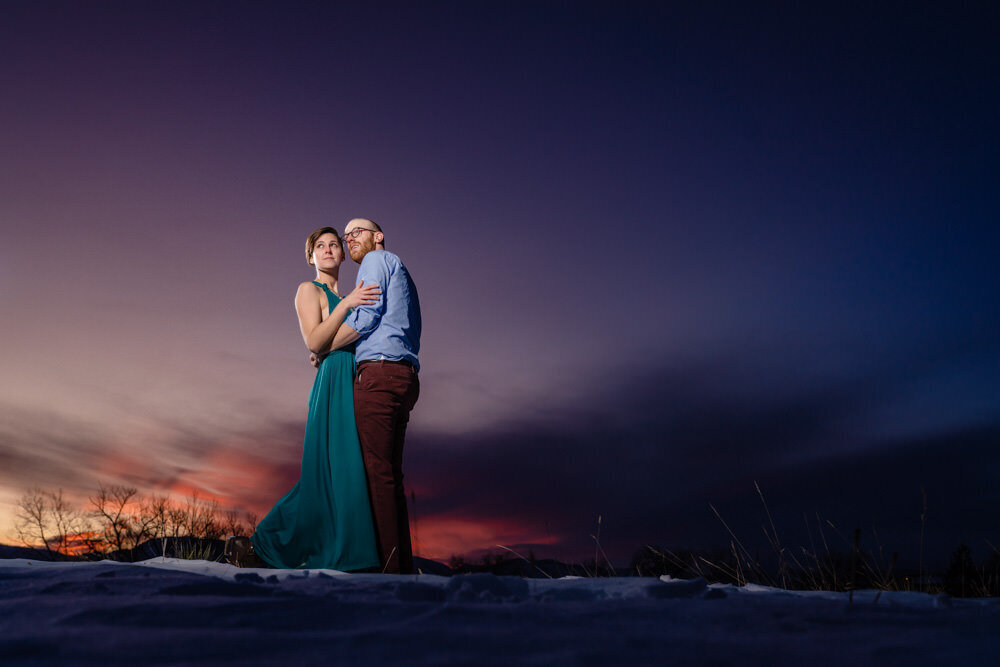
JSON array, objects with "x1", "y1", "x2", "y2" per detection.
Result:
[
  {"x1": 90, "y1": 484, "x2": 140, "y2": 558},
  {"x1": 15, "y1": 488, "x2": 84, "y2": 558}
]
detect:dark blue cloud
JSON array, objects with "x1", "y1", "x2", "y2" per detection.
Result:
[{"x1": 405, "y1": 338, "x2": 1000, "y2": 566}]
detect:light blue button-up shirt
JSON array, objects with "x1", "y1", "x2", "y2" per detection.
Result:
[{"x1": 344, "y1": 250, "x2": 421, "y2": 371}]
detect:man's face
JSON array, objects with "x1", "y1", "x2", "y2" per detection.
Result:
[{"x1": 344, "y1": 222, "x2": 378, "y2": 263}]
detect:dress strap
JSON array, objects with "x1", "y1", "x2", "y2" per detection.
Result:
[
  {"x1": 312, "y1": 281, "x2": 341, "y2": 314},
  {"x1": 311, "y1": 280, "x2": 339, "y2": 297}
]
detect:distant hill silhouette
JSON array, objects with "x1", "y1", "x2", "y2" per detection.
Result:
[
  {"x1": 0, "y1": 543, "x2": 80, "y2": 561},
  {"x1": 1, "y1": 541, "x2": 591, "y2": 577}
]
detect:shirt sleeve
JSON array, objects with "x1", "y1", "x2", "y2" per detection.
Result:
[{"x1": 343, "y1": 253, "x2": 389, "y2": 336}]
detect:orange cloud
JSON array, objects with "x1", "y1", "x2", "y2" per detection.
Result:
[
  {"x1": 165, "y1": 445, "x2": 299, "y2": 514},
  {"x1": 411, "y1": 513, "x2": 561, "y2": 562},
  {"x1": 57, "y1": 531, "x2": 101, "y2": 556}
]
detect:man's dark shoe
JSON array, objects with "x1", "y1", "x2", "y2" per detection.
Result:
[{"x1": 224, "y1": 536, "x2": 272, "y2": 568}]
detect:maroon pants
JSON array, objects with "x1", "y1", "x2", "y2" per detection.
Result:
[{"x1": 354, "y1": 360, "x2": 419, "y2": 574}]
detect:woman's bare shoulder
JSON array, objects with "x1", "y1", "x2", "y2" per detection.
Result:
[
  {"x1": 296, "y1": 281, "x2": 322, "y2": 295},
  {"x1": 295, "y1": 281, "x2": 323, "y2": 305}
]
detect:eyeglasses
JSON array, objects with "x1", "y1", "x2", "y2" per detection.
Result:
[{"x1": 343, "y1": 227, "x2": 378, "y2": 240}]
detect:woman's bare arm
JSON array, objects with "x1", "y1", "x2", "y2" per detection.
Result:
[{"x1": 295, "y1": 281, "x2": 379, "y2": 355}]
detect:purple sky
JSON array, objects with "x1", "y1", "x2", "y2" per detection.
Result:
[{"x1": 2, "y1": 2, "x2": 998, "y2": 565}]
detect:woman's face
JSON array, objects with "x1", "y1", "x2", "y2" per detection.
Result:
[{"x1": 311, "y1": 233, "x2": 345, "y2": 269}]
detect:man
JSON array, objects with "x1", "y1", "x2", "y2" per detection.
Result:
[{"x1": 327, "y1": 218, "x2": 421, "y2": 574}]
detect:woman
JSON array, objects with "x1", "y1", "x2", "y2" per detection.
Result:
[{"x1": 229, "y1": 227, "x2": 381, "y2": 571}]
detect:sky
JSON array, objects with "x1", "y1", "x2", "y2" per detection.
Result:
[{"x1": 1, "y1": 1, "x2": 998, "y2": 566}]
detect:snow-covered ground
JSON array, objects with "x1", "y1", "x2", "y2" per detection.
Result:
[{"x1": 1, "y1": 558, "x2": 997, "y2": 665}]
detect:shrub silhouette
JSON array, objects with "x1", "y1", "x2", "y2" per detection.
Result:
[{"x1": 15, "y1": 483, "x2": 256, "y2": 562}]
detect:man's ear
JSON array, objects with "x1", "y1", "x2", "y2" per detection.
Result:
[{"x1": 375, "y1": 232, "x2": 384, "y2": 244}]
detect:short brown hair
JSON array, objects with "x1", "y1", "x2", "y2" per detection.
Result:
[{"x1": 305, "y1": 227, "x2": 342, "y2": 265}]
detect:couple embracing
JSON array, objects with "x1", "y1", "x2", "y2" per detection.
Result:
[{"x1": 227, "y1": 219, "x2": 420, "y2": 574}]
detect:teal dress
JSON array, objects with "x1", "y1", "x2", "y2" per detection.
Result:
[{"x1": 251, "y1": 282, "x2": 380, "y2": 571}]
